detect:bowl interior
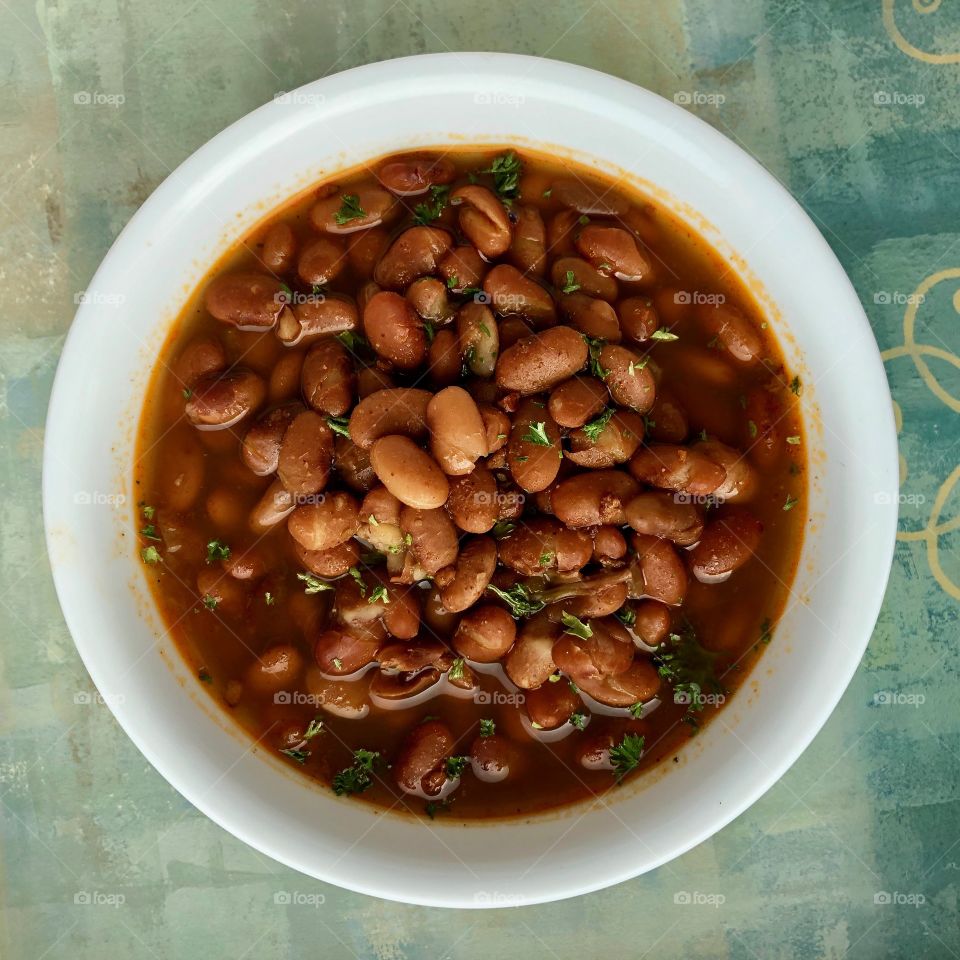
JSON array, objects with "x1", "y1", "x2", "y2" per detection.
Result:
[{"x1": 43, "y1": 53, "x2": 898, "y2": 907}]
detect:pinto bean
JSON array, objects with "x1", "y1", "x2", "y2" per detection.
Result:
[
  {"x1": 301, "y1": 339, "x2": 355, "y2": 417},
  {"x1": 625, "y1": 491, "x2": 704, "y2": 546},
  {"x1": 546, "y1": 209, "x2": 580, "y2": 258},
  {"x1": 335, "y1": 437, "x2": 375, "y2": 493},
  {"x1": 220, "y1": 546, "x2": 268, "y2": 582},
  {"x1": 593, "y1": 526, "x2": 627, "y2": 565},
  {"x1": 577, "y1": 659, "x2": 660, "y2": 707},
  {"x1": 422, "y1": 586, "x2": 460, "y2": 637},
  {"x1": 240, "y1": 403, "x2": 300, "y2": 476},
  {"x1": 277, "y1": 411, "x2": 333, "y2": 497},
  {"x1": 576, "y1": 225, "x2": 654, "y2": 283},
  {"x1": 547, "y1": 377, "x2": 607, "y2": 428},
  {"x1": 496, "y1": 326, "x2": 587, "y2": 394},
  {"x1": 498, "y1": 518, "x2": 592, "y2": 576},
  {"x1": 205, "y1": 272, "x2": 286, "y2": 329},
  {"x1": 551, "y1": 469, "x2": 639, "y2": 528},
  {"x1": 310, "y1": 186, "x2": 398, "y2": 235},
  {"x1": 370, "y1": 436, "x2": 449, "y2": 509},
  {"x1": 362, "y1": 291, "x2": 427, "y2": 370},
  {"x1": 445, "y1": 466, "x2": 499, "y2": 534},
  {"x1": 249, "y1": 479, "x2": 295, "y2": 533},
  {"x1": 630, "y1": 534, "x2": 687, "y2": 605},
  {"x1": 450, "y1": 184, "x2": 512, "y2": 259},
  {"x1": 743, "y1": 387, "x2": 784, "y2": 469},
  {"x1": 503, "y1": 614, "x2": 560, "y2": 689},
  {"x1": 370, "y1": 669, "x2": 440, "y2": 701},
  {"x1": 348, "y1": 388, "x2": 431, "y2": 449},
  {"x1": 377, "y1": 155, "x2": 455, "y2": 196},
  {"x1": 355, "y1": 367, "x2": 393, "y2": 399},
  {"x1": 314, "y1": 628, "x2": 380, "y2": 675},
  {"x1": 276, "y1": 298, "x2": 359, "y2": 346},
  {"x1": 205, "y1": 485, "x2": 246, "y2": 533},
  {"x1": 378, "y1": 639, "x2": 452, "y2": 673},
  {"x1": 457, "y1": 301, "x2": 499, "y2": 378},
  {"x1": 426, "y1": 330, "x2": 461, "y2": 387},
  {"x1": 479, "y1": 406, "x2": 510, "y2": 454},
  {"x1": 694, "y1": 440, "x2": 757, "y2": 501},
  {"x1": 696, "y1": 303, "x2": 763, "y2": 363},
  {"x1": 507, "y1": 400, "x2": 563, "y2": 494},
  {"x1": 551, "y1": 257, "x2": 618, "y2": 302},
  {"x1": 567, "y1": 409, "x2": 645, "y2": 468},
  {"x1": 424, "y1": 385, "x2": 489, "y2": 477},
  {"x1": 598, "y1": 345, "x2": 656, "y2": 413},
  {"x1": 297, "y1": 236, "x2": 347, "y2": 287},
  {"x1": 407, "y1": 277, "x2": 455, "y2": 324},
  {"x1": 689, "y1": 507, "x2": 763, "y2": 583},
  {"x1": 185, "y1": 368, "x2": 266, "y2": 430},
  {"x1": 646, "y1": 390, "x2": 689, "y2": 443},
  {"x1": 618, "y1": 297, "x2": 660, "y2": 342},
  {"x1": 629, "y1": 444, "x2": 726, "y2": 496},
  {"x1": 383, "y1": 585, "x2": 422, "y2": 640},
  {"x1": 174, "y1": 338, "x2": 226, "y2": 392},
  {"x1": 395, "y1": 721, "x2": 454, "y2": 797},
  {"x1": 334, "y1": 575, "x2": 389, "y2": 646},
  {"x1": 632, "y1": 600, "x2": 671, "y2": 646},
  {"x1": 552, "y1": 618, "x2": 634, "y2": 681},
  {"x1": 483, "y1": 264, "x2": 556, "y2": 326},
  {"x1": 471, "y1": 734, "x2": 517, "y2": 781},
  {"x1": 246, "y1": 644, "x2": 304, "y2": 695},
  {"x1": 551, "y1": 178, "x2": 629, "y2": 216},
  {"x1": 525, "y1": 683, "x2": 581, "y2": 730},
  {"x1": 438, "y1": 537, "x2": 498, "y2": 613},
  {"x1": 347, "y1": 228, "x2": 391, "y2": 278},
  {"x1": 453, "y1": 605, "x2": 516, "y2": 663},
  {"x1": 400, "y1": 506, "x2": 459, "y2": 576},
  {"x1": 268, "y1": 350, "x2": 304, "y2": 403},
  {"x1": 559, "y1": 293, "x2": 621, "y2": 342},
  {"x1": 295, "y1": 538, "x2": 359, "y2": 578},
  {"x1": 438, "y1": 245, "x2": 486, "y2": 291},
  {"x1": 287, "y1": 491, "x2": 359, "y2": 551},
  {"x1": 510, "y1": 205, "x2": 547, "y2": 276},
  {"x1": 261, "y1": 222, "x2": 297, "y2": 273},
  {"x1": 373, "y1": 226, "x2": 453, "y2": 291}
]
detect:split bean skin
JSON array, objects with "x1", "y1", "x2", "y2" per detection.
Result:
[{"x1": 137, "y1": 147, "x2": 805, "y2": 820}]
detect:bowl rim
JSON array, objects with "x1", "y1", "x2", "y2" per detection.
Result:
[{"x1": 43, "y1": 52, "x2": 898, "y2": 907}]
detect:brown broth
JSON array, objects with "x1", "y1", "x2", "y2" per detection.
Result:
[{"x1": 134, "y1": 147, "x2": 806, "y2": 820}]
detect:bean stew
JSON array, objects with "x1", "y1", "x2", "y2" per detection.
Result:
[{"x1": 135, "y1": 148, "x2": 806, "y2": 820}]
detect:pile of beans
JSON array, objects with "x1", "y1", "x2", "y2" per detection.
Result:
[{"x1": 138, "y1": 149, "x2": 804, "y2": 817}]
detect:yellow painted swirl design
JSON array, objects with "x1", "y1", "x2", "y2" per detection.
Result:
[{"x1": 883, "y1": 0, "x2": 960, "y2": 63}]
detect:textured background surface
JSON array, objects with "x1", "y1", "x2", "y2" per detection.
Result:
[{"x1": 2, "y1": 0, "x2": 959, "y2": 956}]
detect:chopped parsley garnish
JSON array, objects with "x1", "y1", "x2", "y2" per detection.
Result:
[
  {"x1": 304, "y1": 716, "x2": 324, "y2": 740},
  {"x1": 486, "y1": 582, "x2": 545, "y2": 618},
  {"x1": 583, "y1": 335, "x2": 610, "y2": 379},
  {"x1": 446, "y1": 274, "x2": 459, "y2": 290},
  {"x1": 425, "y1": 799, "x2": 452, "y2": 819},
  {"x1": 182, "y1": 387, "x2": 192, "y2": 399},
  {"x1": 198, "y1": 668, "x2": 212, "y2": 684},
  {"x1": 578, "y1": 214, "x2": 590, "y2": 226},
  {"x1": 610, "y1": 733, "x2": 645, "y2": 783},
  {"x1": 332, "y1": 749, "x2": 380, "y2": 796},
  {"x1": 790, "y1": 375, "x2": 802, "y2": 395},
  {"x1": 140, "y1": 503, "x2": 156, "y2": 520},
  {"x1": 491, "y1": 520, "x2": 516, "y2": 540},
  {"x1": 783, "y1": 493, "x2": 799, "y2": 512},
  {"x1": 628, "y1": 701, "x2": 644, "y2": 719},
  {"x1": 747, "y1": 420, "x2": 758, "y2": 439},
  {"x1": 627, "y1": 358, "x2": 648, "y2": 376},
  {"x1": 521, "y1": 421, "x2": 552, "y2": 446},
  {"x1": 561, "y1": 611, "x2": 592, "y2": 640},
  {"x1": 759, "y1": 618, "x2": 773, "y2": 645},
  {"x1": 326, "y1": 416, "x2": 351, "y2": 438},
  {"x1": 615, "y1": 605, "x2": 636, "y2": 627},
  {"x1": 445, "y1": 756, "x2": 470, "y2": 778},
  {"x1": 561, "y1": 270, "x2": 580, "y2": 294},
  {"x1": 336, "y1": 330, "x2": 372, "y2": 356},
  {"x1": 297, "y1": 571, "x2": 334, "y2": 594},
  {"x1": 334, "y1": 193, "x2": 366, "y2": 225},
  {"x1": 423, "y1": 320, "x2": 435, "y2": 344},
  {"x1": 140, "y1": 545, "x2": 160, "y2": 565},
  {"x1": 569, "y1": 711, "x2": 588, "y2": 731},
  {"x1": 348, "y1": 567, "x2": 366, "y2": 595},
  {"x1": 368, "y1": 585, "x2": 390, "y2": 605},
  {"x1": 140, "y1": 524, "x2": 160, "y2": 541},
  {"x1": 206, "y1": 540, "x2": 231, "y2": 563},
  {"x1": 654, "y1": 631, "x2": 724, "y2": 725},
  {"x1": 538, "y1": 551, "x2": 555, "y2": 567},
  {"x1": 786, "y1": 435, "x2": 801, "y2": 445},
  {"x1": 582, "y1": 407, "x2": 615, "y2": 443},
  {"x1": 542, "y1": 188, "x2": 552, "y2": 199},
  {"x1": 412, "y1": 184, "x2": 450, "y2": 225},
  {"x1": 650, "y1": 328, "x2": 679, "y2": 342},
  {"x1": 332, "y1": 658, "x2": 343, "y2": 671},
  {"x1": 280, "y1": 747, "x2": 310, "y2": 764},
  {"x1": 202, "y1": 595, "x2": 219, "y2": 610},
  {"x1": 264, "y1": 592, "x2": 275, "y2": 606},
  {"x1": 699, "y1": 429, "x2": 709, "y2": 442},
  {"x1": 480, "y1": 151, "x2": 522, "y2": 201},
  {"x1": 479, "y1": 719, "x2": 496, "y2": 738},
  {"x1": 448, "y1": 657, "x2": 466, "y2": 681}
]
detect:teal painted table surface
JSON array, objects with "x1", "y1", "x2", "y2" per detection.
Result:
[{"x1": 2, "y1": 0, "x2": 959, "y2": 956}]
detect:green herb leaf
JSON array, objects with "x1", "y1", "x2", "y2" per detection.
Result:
[
  {"x1": 332, "y1": 749, "x2": 380, "y2": 796},
  {"x1": 368, "y1": 585, "x2": 389, "y2": 605},
  {"x1": 264, "y1": 591, "x2": 275, "y2": 606},
  {"x1": 789, "y1": 375, "x2": 802, "y2": 396},
  {"x1": 280, "y1": 747, "x2": 310, "y2": 764},
  {"x1": 304, "y1": 717, "x2": 324, "y2": 740},
  {"x1": 480, "y1": 151, "x2": 522, "y2": 201},
  {"x1": 609, "y1": 733, "x2": 645, "y2": 783},
  {"x1": 614, "y1": 605, "x2": 636, "y2": 627},
  {"x1": 486, "y1": 582, "x2": 546, "y2": 618},
  {"x1": 521, "y1": 421, "x2": 552, "y2": 446},
  {"x1": 479, "y1": 719, "x2": 496, "y2": 738},
  {"x1": 783, "y1": 493, "x2": 799, "y2": 512},
  {"x1": 654, "y1": 631, "x2": 724, "y2": 722},
  {"x1": 448, "y1": 657, "x2": 466, "y2": 681},
  {"x1": 202, "y1": 595, "x2": 219, "y2": 610},
  {"x1": 348, "y1": 567, "x2": 366, "y2": 596},
  {"x1": 569, "y1": 711, "x2": 588, "y2": 731},
  {"x1": 140, "y1": 503, "x2": 156, "y2": 520},
  {"x1": 582, "y1": 407, "x2": 615, "y2": 444},
  {"x1": 538, "y1": 551, "x2": 555, "y2": 567},
  {"x1": 140, "y1": 545, "x2": 160, "y2": 565},
  {"x1": 786, "y1": 435, "x2": 801, "y2": 445},
  {"x1": 628, "y1": 701, "x2": 644, "y2": 719},
  {"x1": 182, "y1": 387, "x2": 192, "y2": 399},
  {"x1": 326, "y1": 416, "x2": 351, "y2": 438},
  {"x1": 412, "y1": 184, "x2": 450, "y2": 225},
  {"x1": 561, "y1": 270, "x2": 580, "y2": 294},
  {"x1": 206, "y1": 540, "x2": 231, "y2": 563},
  {"x1": 445, "y1": 755, "x2": 470, "y2": 778},
  {"x1": 759, "y1": 618, "x2": 773, "y2": 645},
  {"x1": 140, "y1": 524, "x2": 160, "y2": 541},
  {"x1": 334, "y1": 193, "x2": 366, "y2": 225},
  {"x1": 747, "y1": 420, "x2": 758, "y2": 439},
  {"x1": 198, "y1": 668, "x2": 212, "y2": 684},
  {"x1": 491, "y1": 520, "x2": 516, "y2": 540},
  {"x1": 561, "y1": 611, "x2": 593, "y2": 640},
  {"x1": 650, "y1": 328, "x2": 679, "y2": 342},
  {"x1": 297, "y1": 571, "x2": 334, "y2": 595},
  {"x1": 583, "y1": 335, "x2": 610, "y2": 379}
]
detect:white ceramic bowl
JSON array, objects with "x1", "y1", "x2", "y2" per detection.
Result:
[{"x1": 44, "y1": 53, "x2": 898, "y2": 908}]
